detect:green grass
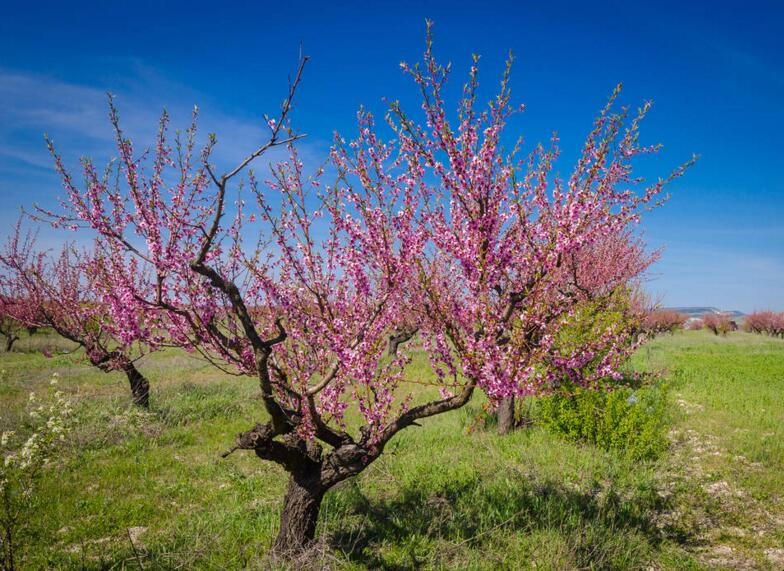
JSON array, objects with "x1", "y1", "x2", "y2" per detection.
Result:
[{"x1": 1, "y1": 329, "x2": 783, "y2": 569}]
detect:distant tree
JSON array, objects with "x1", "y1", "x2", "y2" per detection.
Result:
[
  {"x1": 0, "y1": 303, "x2": 24, "y2": 352},
  {"x1": 0, "y1": 270, "x2": 40, "y2": 352},
  {"x1": 703, "y1": 312, "x2": 733, "y2": 336},
  {"x1": 0, "y1": 225, "x2": 153, "y2": 406},
  {"x1": 744, "y1": 310, "x2": 784, "y2": 337},
  {"x1": 642, "y1": 309, "x2": 688, "y2": 335}
]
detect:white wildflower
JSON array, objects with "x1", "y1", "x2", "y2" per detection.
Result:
[
  {"x1": 0, "y1": 380, "x2": 73, "y2": 567},
  {"x1": 0, "y1": 431, "x2": 13, "y2": 446}
]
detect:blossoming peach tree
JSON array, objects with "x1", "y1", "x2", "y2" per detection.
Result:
[
  {"x1": 0, "y1": 224, "x2": 153, "y2": 406},
  {"x1": 342, "y1": 28, "x2": 692, "y2": 434},
  {"x1": 642, "y1": 308, "x2": 688, "y2": 336},
  {"x1": 0, "y1": 297, "x2": 24, "y2": 353},
  {"x1": 744, "y1": 310, "x2": 784, "y2": 337},
  {"x1": 37, "y1": 31, "x2": 691, "y2": 554}
]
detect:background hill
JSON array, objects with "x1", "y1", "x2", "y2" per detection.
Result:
[{"x1": 667, "y1": 307, "x2": 745, "y2": 319}]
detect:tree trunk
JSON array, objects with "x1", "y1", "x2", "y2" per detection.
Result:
[
  {"x1": 4, "y1": 334, "x2": 17, "y2": 352},
  {"x1": 387, "y1": 334, "x2": 400, "y2": 357},
  {"x1": 271, "y1": 469, "x2": 324, "y2": 556},
  {"x1": 123, "y1": 362, "x2": 150, "y2": 408},
  {"x1": 497, "y1": 396, "x2": 516, "y2": 435},
  {"x1": 387, "y1": 328, "x2": 416, "y2": 357}
]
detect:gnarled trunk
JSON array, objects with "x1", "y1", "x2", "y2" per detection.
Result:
[
  {"x1": 387, "y1": 327, "x2": 417, "y2": 356},
  {"x1": 123, "y1": 361, "x2": 150, "y2": 408},
  {"x1": 4, "y1": 334, "x2": 17, "y2": 352},
  {"x1": 272, "y1": 467, "x2": 324, "y2": 555},
  {"x1": 497, "y1": 395, "x2": 515, "y2": 435},
  {"x1": 221, "y1": 352, "x2": 478, "y2": 561}
]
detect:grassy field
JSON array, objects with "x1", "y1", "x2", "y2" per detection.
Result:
[{"x1": 1, "y1": 330, "x2": 783, "y2": 569}]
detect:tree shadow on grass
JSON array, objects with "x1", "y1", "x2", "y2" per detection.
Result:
[{"x1": 326, "y1": 473, "x2": 679, "y2": 570}]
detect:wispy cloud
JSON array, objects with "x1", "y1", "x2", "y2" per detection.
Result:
[
  {"x1": 0, "y1": 66, "x2": 333, "y2": 269},
  {"x1": 0, "y1": 72, "x2": 113, "y2": 140},
  {"x1": 0, "y1": 67, "x2": 327, "y2": 194}
]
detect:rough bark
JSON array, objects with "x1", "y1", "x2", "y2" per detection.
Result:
[
  {"x1": 123, "y1": 361, "x2": 150, "y2": 408},
  {"x1": 497, "y1": 396, "x2": 516, "y2": 435},
  {"x1": 272, "y1": 469, "x2": 325, "y2": 555},
  {"x1": 221, "y1": 373, "x2": 478, "y2": 559},
  {"x1": 387, "y1": 327, "x2": 417, "y2": 356},
  {"x1": 4, "y1": 334, "x2": 17, "y2": 352},
  {"x1": 88, "y1": 348, "x2": 151, "y2": 408}
]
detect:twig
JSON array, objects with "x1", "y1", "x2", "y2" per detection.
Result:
[
  {"x1": 220, "y1": 445, "x2": 239, "y2": 459},
  {"x1": 126, "y1": 528, "x2": 145, "y2": 570}
]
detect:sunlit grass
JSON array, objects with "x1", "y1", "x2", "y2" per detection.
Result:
[{"x1": 1, "y1": 329, "x2": 782, "y2": 568}]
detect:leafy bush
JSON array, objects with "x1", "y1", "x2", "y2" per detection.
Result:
[
  {"x1": 505, "y1": 291, "x2": 670, "y2": 462},
  {"x1": 547, "y1": 287, "x2": 644, "y2": 383},
  {"x1": 529, "y1": 381, "x2": 670, "y2": 462}
]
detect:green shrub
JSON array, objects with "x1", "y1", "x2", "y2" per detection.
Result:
[
  {"x1": 548, "y1": 288, "x2": 643, "y2": 381},
  {"x1": 530, "y1": 382, "x2": 670, "y2": 461}
]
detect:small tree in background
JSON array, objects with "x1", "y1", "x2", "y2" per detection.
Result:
[
  {"x1": 703, "y1": 312, "x2": 733, "y2": 335},
  {"x1": 642, "y1": 309, "x2": 688, "y2": 335},
  {"x1": 0, "y1": 281, "x2": 40, "y2": 352},
  {"x1": 0, "y1": 225, "x2": 153, "y2": 407},
  {"x1": 744, "y1": 310, "x2": 784, "y2": 337},
  {"x1": 0, "y1": 305, "x2": 24, "y2": 353}
]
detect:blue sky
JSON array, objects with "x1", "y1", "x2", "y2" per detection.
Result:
[{"x1": 1, "y1": 0, "x2": 782, "y2": 311}]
